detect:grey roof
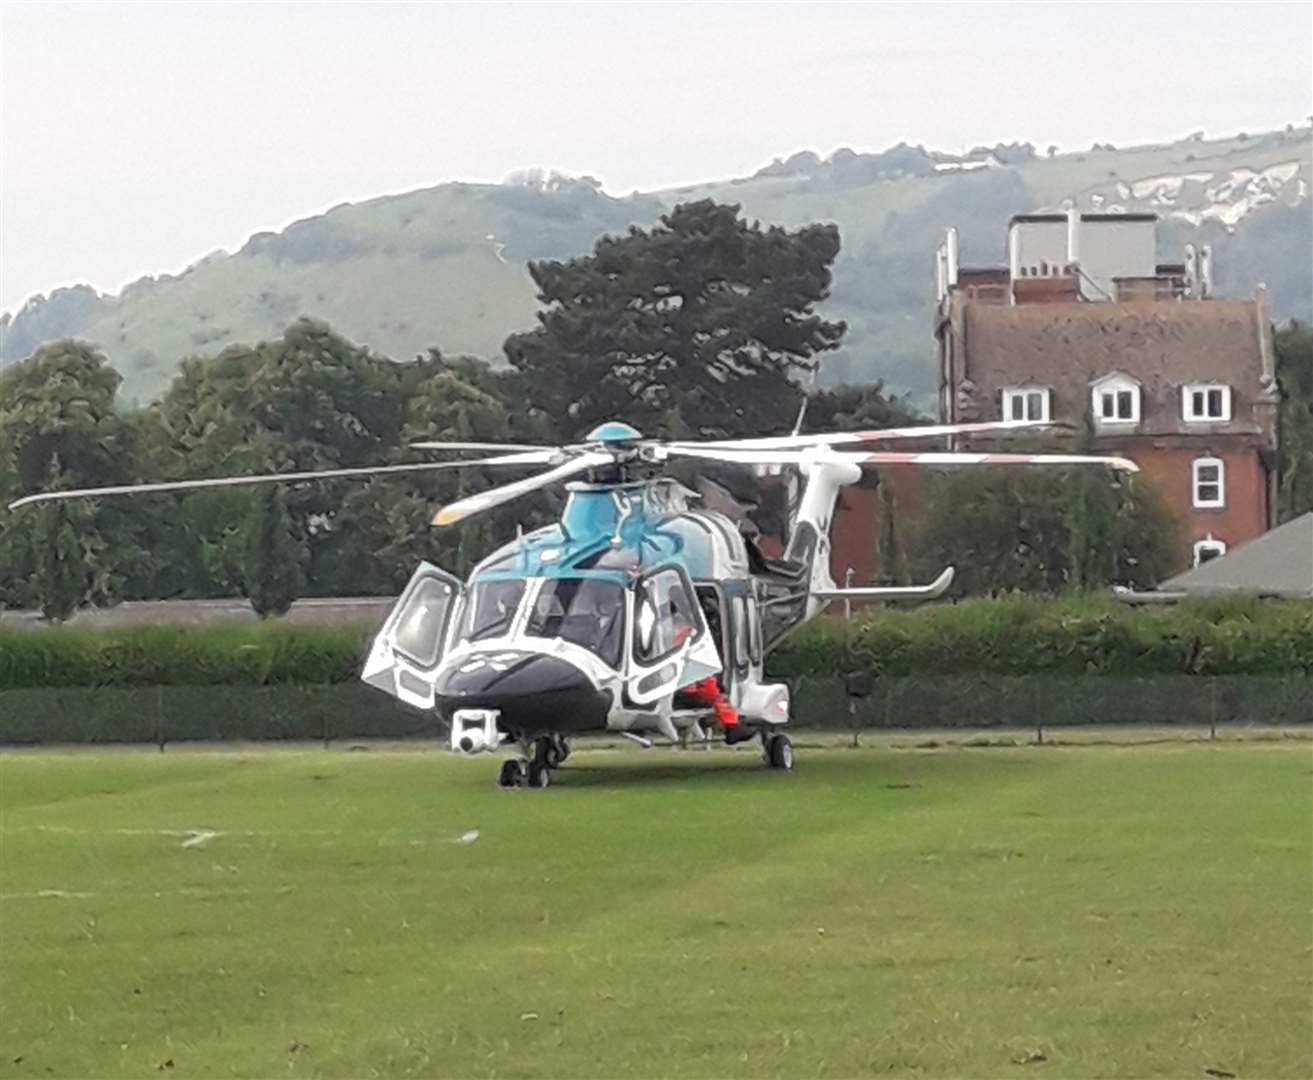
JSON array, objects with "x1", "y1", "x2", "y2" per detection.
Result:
[{"x1": 1161, "y1": 513, "x2": 1313, "y2": 598}]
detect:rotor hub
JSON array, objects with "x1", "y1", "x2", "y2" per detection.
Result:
[{"x1": 584, "y1": 421, "x2": 644, "y2": 446}]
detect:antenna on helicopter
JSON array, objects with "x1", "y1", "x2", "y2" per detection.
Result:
[{"x1": 790, "y1": 359, "x2": 821, "y2": 438}]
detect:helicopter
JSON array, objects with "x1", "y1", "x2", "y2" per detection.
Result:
[{"x1": 9, "y1": 415, "x2": 1136, "y2": 786}]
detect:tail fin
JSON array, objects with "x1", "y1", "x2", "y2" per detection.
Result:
[{"x1": 781, "y1": 456, "x2": 863, "y2": 618}]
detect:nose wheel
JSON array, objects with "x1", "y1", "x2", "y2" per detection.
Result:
[
  {"x1": 497, "y1": 735, "x2": 568, "y2": 789},
  {"x1": 497, "y1": 758, "x2": 527, "y2": 789}
]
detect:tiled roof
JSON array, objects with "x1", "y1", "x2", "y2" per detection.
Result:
[{"x1": 959, "y1": 299, "x2": 1275, "y2": 440}]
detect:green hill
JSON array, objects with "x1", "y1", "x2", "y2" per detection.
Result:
[{"x1": 3, "y1": 127, "x2": 1309, "y2": 409}]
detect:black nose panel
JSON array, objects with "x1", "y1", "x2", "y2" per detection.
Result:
[{"x1": 434, "y1": 653, "x2": 610, "y2": 733}]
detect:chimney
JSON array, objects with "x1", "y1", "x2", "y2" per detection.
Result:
[
  {"x1": 1184, "y1": 243, "x2": 1198, "y2": 298},
  {"x1": 1199, "y1": 245, "x2": 1214, "y2": 298},
  {"x1": 1066, "y1": 207, "x2": 1080, "y2": 268},
  {"x1": 945, "y1": 227, "x2": 959, "y2": 288}
]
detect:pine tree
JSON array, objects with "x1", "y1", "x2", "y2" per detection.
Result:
[
  {"x1": 241, "y1": 485, "x2": 302, "y2": 618},
  {"x1": 505, "y1": 200, "x2": 846, "y2": 440},
  {"x1": 35, "y1": 502, "x2": 86, "y2": 622}
]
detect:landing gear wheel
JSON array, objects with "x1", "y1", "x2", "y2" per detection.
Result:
[
  {"x1": 527, "y1": 761, "x2": 552, "y2": 789},
  {"x1": 552, "y1": 735, "x2": 571, "y2": 765},
  {"x1": 498, "y1": 759, "x2": 526, "y2": 789},
  {"x1": 765, "y1": 733, "x2": 794, "y2": 771}
]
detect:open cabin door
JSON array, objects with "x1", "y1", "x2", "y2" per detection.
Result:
[
  {"x1": 361, "y1": 562, "x2": 465, "y2": 711},
  {"x1": 626, "y1": 565, "x2": 722, "y2": 706}
]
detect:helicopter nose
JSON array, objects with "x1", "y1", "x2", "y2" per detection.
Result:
[{"x1": 434, "y1": 652, "x2": 610, "y2": 733}]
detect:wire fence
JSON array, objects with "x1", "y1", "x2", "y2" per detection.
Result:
[
  {"x1": 0, "y1": 675, "x2": 1307, "y2": 747},
  {"x1": 787, "y1": 674, "x2": 1312, "y2": 739}
]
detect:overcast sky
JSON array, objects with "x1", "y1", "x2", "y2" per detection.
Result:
[{"x1": 2, "y1": 0, "x2": 1310, "y2": 314}]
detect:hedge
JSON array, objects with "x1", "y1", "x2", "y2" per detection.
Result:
[
  {"x1": 768, "y1": 595, "x2": 1313, "y2": 678},
  {"x1": 0, "y1": 595, "x2": 1310, "y2": 692},
  {"x1": 0, "y1": 622, "x2": 369, "y2": 690}
]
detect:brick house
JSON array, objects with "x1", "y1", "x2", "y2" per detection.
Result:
[{"x1": 934, "y1": 211, "x2": 1280, "y2": 570}]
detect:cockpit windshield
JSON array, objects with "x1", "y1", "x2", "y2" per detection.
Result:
[
  {"x1": 457, "y1": 579, "x2": 525, "y2": 643},
  {"x1": 525, "y1": 578, "x2": 625, "y2": 667}
]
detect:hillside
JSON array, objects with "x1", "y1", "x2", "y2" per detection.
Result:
[{"x1": 3, "y1": 126, "x2": 1309, "y2": 409}]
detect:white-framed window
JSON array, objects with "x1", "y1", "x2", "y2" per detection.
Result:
[
  {"x1": 1182, "y1": 384, "x2": 1232, "y2": 422},
  {"x1": 1192, "y1": 537, "x2": 1227, "y2": 566},
  {"x1": 1091, "y1": 375, "x2": 1141, "y2": 425},
  {"x1": 1192, "y1": 457, "x2": 1225, "y2": 509},
  {"x1": 1002, "y1": 386, "x2": 1051, "y2": 422}
]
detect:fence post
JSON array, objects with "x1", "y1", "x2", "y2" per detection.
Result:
[
  {"x1": 156, "y1": 685, "x2": 165, "y2": 752},
  {"x1": 1209, "y1": 679, "x2": 1217, "y2": 740}
]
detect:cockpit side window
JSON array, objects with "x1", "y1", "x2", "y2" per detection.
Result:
[
  {"x1": 457, "y1": 579, "x2": 525, "y2": 643},
  {"x1": 393, "y1": 576, "x2": 458, "y2": 669},
  {"x1": 634, "y1": 568, "x2": 699, "y2": 664},
  {"x1": 526, "y1": 578, "x2": 626, "y2": 667}
]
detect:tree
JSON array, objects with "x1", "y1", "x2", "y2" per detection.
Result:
[
  {"x1": 1276, "y1": 320, "x2": 1313, "y2": 521},
  {"x1": 34, "y1": 499, "x2": 87, "y2": 622},
  {"x1": 325, "y1": 356, "x2": 519, "y2": 592},
  {"x1": 240, "y1": 485, "x2": 302, "y2": 617},
  {"x1": 807, "y1": 380, "x2": 920, "y2": 431},
  {"x1": 504, "y1": 200, "x2": 846, "y2": 440},
  {"x1": 1064, "y1": 410, "x2": 1119, "y2": 589},
  {"x1": 147, "y1": 319, "x2": 409, "y2": 604},
  {"x1": 0, "y1": 340, "x2": 136, "y2": 616},
  {"x1": 906, "y1": 469, "x2": 1182, "y2": 596}
]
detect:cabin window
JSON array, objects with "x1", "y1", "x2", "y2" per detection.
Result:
[
  {"x1": 1192, "y1": 457, "x2": 1225, "y2": 509},
  {"x1": 747, "y1": 597, "x2": 762, "y2": 664},
  {"x1": 1182, "y1": 384, "x2": 1231, "y2": 422},
  {"x1": 1002, "y1": 386, "x2": 1050, "y2": 423},
  {"x1": 732, "y1": 595, "x2": 750, "y2": 670},
  {"x1": 457, "y1": 579, "x2": 525, "y2": 643},
  {"x1": 633, "y1": 568, "x2": 699, "y2": 664},
  {"x1": 526, "y1": 578, "x2": 625, "y2": 667}
]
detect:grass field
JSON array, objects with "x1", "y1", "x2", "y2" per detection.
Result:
[{"x1": 2, "y1": 740, "x2": 1310, "y2": 1078}]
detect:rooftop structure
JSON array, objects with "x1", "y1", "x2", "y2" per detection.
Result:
[{"x1": 934, "y1": 212, "x2": 1279, "y2": 573}]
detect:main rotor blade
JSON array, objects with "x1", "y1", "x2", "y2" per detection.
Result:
[
  {"x1": 5, "y1": 451, "x2": 555, "y2": 512},
  {"x1": 664, "y1": 446, "x2": 1138, "y2": 472},
  {"x1": 409, "y1": 440, "x2": 560, "y2": 453},
  {"x1": 431, "y1": 450, "x2": 614, "y2": 528},
  {"x1": 668, "y1": 419, "x2": 1057, "y2": 451}
]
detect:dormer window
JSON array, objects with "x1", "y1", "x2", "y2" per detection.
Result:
[
  {"x1": 1182, "y1": 384, "x2": 1232, "y2": 422},
  {"x1": 1002, "y1": 386, "x2": 1051, "y2": 423},
  {"x1": 1193, "y1": 537, "x2": 1227, "y2": 566},
  {"x1": 1091, "y1": 373, "x2": 1141, "y2": 426}
]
